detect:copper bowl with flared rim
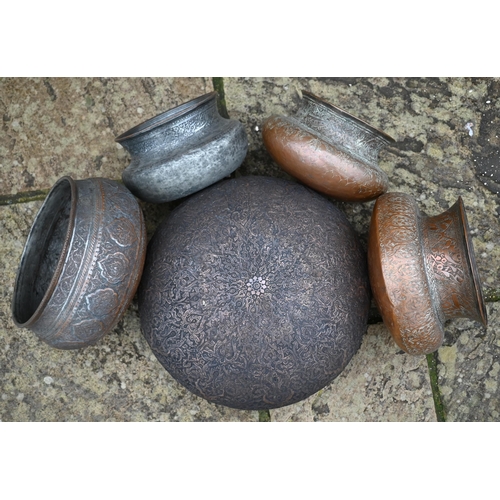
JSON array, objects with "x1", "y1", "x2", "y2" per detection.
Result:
[
  {"x1": 262, "y1": 90, "x2": 395, "y2": 202},
  {"x1": 367, "y1": 192, "x2": 487, "y2": 355}
]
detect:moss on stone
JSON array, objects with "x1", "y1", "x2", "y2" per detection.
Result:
[
  {"x1": 426, "y1": 352, "x2": 447, "y2": 422},
  {"x1": 259, "y1": 409, "x2": 271, "y2": 422},
  {"x1": 0, "y1": 189, "x2": 49, "y2": 206},
  {"x1": 212, "y1": 77, "x2": 230, "y2": 119}
]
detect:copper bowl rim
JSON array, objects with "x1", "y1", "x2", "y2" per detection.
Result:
[
  {"x1": 115, "y1": 91, "x2": 218, "y2": 142},
  {"x1": 12, "y1": 176, "x2": 78, "y2": 328},
  {"x1": 301, "y1": 90, "x2": 396, "y2": 144},
  {"x1": 458, "y1": 196, "x2": 488, "y2": 327}
]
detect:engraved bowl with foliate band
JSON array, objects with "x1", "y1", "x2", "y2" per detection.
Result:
[
  {"x1": 368, "y1": 192, "x2": 487, "y2": 355},
  {"x1": 12, "y1": 177, "x2": 147, "y2": 349}
]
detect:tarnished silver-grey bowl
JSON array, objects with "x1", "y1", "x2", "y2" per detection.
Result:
[
  {"x1": 115, "y1": 91, "x2": 248, "y2": 203},
  {"x1": 11, "y1": 177, "x2": 147, "y2": 349}
]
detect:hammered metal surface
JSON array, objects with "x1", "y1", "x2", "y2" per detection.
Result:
[
  {"x1": 117, "y1": 92, "x2": 248, "y2": 203},
  {"x1": 262, "y1": 91, "x2": 394, "y2": 202},
  {"x1": 139, "y1": 176, "x2": 370, "y2": 410},
  {"x1": 12, "y1": 177, "x2": 147, "y2": 349},
  {"x1": 368, "y1": 192, "x2": 486, "y2": 355}
]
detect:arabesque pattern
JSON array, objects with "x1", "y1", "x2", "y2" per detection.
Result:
[{"x1": 139, "y1": 176, "x2": 371, "y2": 410}]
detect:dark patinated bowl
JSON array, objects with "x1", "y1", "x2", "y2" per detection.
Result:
[
  {"x1": 12, "y1": 177, "x2": 147, "y2": 349},
  {"x1": 139, "y1": 176, "x2": 371, "y2": 410}
]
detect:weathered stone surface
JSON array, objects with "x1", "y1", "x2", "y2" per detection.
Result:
[
  {"x1": 0, "y1": 77, "x2": 213, "y2": 195},
  {"x1": 271, "y1": 324, "x2": 437, "y2": 422},
  {"x1": 2, "y1": 77, "x2": 500, "y2": 421},
  {"x1": 0, "y1": 202, "x2": 257, "y2": 421},
  {"x1": 437, "y1": 302, "x2": 500, "y2": 422}
]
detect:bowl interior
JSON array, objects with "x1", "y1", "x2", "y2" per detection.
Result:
[{"x1": 12, "y1": 177, "x2": 75, "y2": 326}]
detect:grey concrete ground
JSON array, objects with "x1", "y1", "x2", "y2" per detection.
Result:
[{"x1": 1, "y1": 77, "x2": 498, "y2": 421}]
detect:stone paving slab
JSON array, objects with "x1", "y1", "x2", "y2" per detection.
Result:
[
  {"x1": 0, "y1": 77, "x2": 213, "y2": 196},
  {"x1": 271, "y1": 324, "x2": 436, "y2": 422},
  {"x1": 437, "y1": 302, "x2": 500, "y2": 421},
  {"x1": 2, "y1": 77, "x2": 500, "y2": 421}
]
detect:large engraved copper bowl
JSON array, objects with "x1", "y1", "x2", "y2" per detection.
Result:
[
  {"x1": 262, "y1": 91, "x2": 395, "y2": 202},
  {"x1": 12, "y1": 177, "x2": 147, "y2": 349},
  {"x1": 368, "y1": 192, "x2": 487, "y2": 355},
  {"x1": 139, "y1": 176, "x2": 371, "y2": 410}
]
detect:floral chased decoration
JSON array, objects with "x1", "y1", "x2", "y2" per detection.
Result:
[{"x1": 139, "y1": 176, "x2": 370, "y2": 410}]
